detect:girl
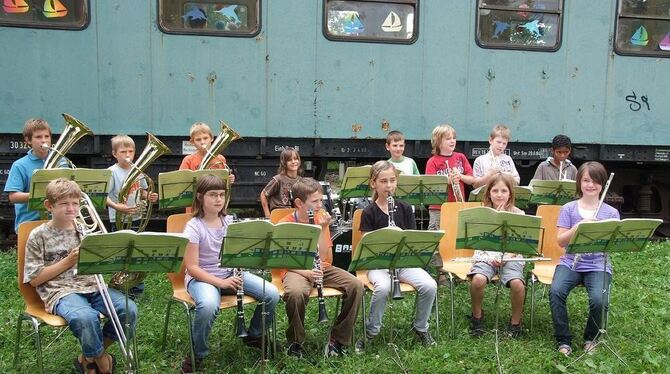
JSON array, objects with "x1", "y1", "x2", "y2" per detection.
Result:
[
  {"x1": 260, "y1": 148, "x2": 302, "y2": 218},
  {"x1": 356, "y1": 161, "x2": 437, "y2": 351},
  {"x1": 550, "y1": 161, "x2": 618, "y2": 357},
  {"x1": 181, "y1": 175, "x2": 280, "y2": 372},
  {"x1": 468, "y1": 172, "x2": 526, "y2": 338}
]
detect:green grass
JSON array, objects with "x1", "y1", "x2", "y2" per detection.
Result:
[{"x1": 1, "y1": 241, "x2": 669, "y2": 373}]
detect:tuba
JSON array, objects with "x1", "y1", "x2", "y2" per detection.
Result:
[
  {"x1": 199, "y1": 120, "x2": 241, "y2": 210},
  {"x1": 43, "y1": 113, "x2": 93, "y2": 169}
]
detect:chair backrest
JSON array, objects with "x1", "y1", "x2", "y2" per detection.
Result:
[
  {"x1": 17, "y1": 220, "x2": 50, "y2": 309},
  {"x1": 166, "y1": 213, "x2": 192, "y2": 290},
  {"x1": 438, "y1": 202, "x2": 482, "y2": 260},
  {"x1": 270, "y1": 208, "x2": 295, "y2": 224},
  {"x1": 537, "y1": 205, "x2": 564, "y2": 264},
  {"x1": 351, "y1": 209, "x2": 363, "y2": 255}
]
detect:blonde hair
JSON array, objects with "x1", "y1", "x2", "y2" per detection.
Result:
[
  {"x1": 386, "y1": 130, "x2": 405, "y2": 145},
  {"x1": 483, "y1": 173, "x2": 517, "y2": 211},
  {"x1": 46, "y1": 177, "x2": 81, "y2": 204},
  {"x1": 490, "y1": 124, "x2": 511, "y2": 141},
  {"x1": 110, "y1": 135, "x2": 135, "y2": 152},
  {"x1": 22, "y1": 118, "x2": 51, "y2": 140},
  {"x1": 369, "y1": 160, "x2": 399, "y2": 201},
  {"x1": 189, "y1": 122, "x2": 214, "y2": 139},
  {"x1": 431, "y1": 124, "x2": 456, "y2": 155}
]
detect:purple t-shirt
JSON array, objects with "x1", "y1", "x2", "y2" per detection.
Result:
[
  {"x1": 184, "y1": 215, "x2": 234, "y2": 286},
  {"x1": 557, "y1": 200, "x2": 619, "y2": 273}
]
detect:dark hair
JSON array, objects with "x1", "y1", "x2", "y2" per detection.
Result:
[
  {"x1": 191, "y1": 174, "x2": 227, "y2": 218},
  {"x1": 575, "y1": 161, "x2": 608, "y2": 198},
  {"x1": 277, "y1": 148, "x2": 302, "y2": 175},
  {"x1": 290, "y1": 177, "x2": 322, "y2": 203},
  {"x1": 482, "y1": 172, "x2": 517, "y2": 211},
  {"x1": 551, "y1": 134, "x2": 572, "y2": 149}
]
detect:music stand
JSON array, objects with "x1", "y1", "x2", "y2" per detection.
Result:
[
  {"x1": 339, "y1": 166, "x2": 372, "y2": 223},
  {"x1": 29, "y1": 168, "x2": 112, "y2": 211},
  {"x1": 349, "y1": 228, "x2": 444, "y2": 342},
  {"x1": 78, "y1": 230, "x2": 189, "y2": 371},
  {"x1": 528, "y1": 179, "x2": 576, "y2": 206},
  {"x1": 395, "y1": 175, "x2": 449, "y2": 229},
  {"x1": 157, "y1": 169, "x2": 229, "y2": 210},
  {"x1": 468, "y1": 185, "x2": 533, "y2": 210},
  {"x1": 221, "y1": 220, "x2": 321, "y2": 364},
  {"x1": 565, "y1": 218, "x2": 661, "y2": 367}
]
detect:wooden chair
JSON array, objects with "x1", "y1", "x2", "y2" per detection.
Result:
[
  {"x1": 436, "y1": 202, "x2": 482, "y2": 336},
  {"x1": 14, "y1": 220, "x2": 65, "y2": 373},
  {"x1": 160, "y1": 213, "x2": 258, "y2": 370},
  {"x1": 529, "y1": 205, "x2": 564, "y2": 332},
  {"x1": 351, "y1": 209, "x2": 440, "y2": 343}
]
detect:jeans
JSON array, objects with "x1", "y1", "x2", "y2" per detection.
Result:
[
  {"x1": 187, "y1": 272, "x2": 279, "y2": 359},
  {"x1": 549, "y1": 265, "x2": 611, "y2": 347},
  {"x1": 54, "y1": 289, "x2": 138, "y2": 358},
  {"x1": 366, "y1": 268, "x2": 437, "y2": 336}
]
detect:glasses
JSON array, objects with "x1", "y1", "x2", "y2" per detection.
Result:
[{"x1": 205, "y1": 191, "x2": 226, "y2": 199}]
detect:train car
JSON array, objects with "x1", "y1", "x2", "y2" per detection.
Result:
[{"x1": 1, "y1": 0, "x2": 669, "y2": 238}]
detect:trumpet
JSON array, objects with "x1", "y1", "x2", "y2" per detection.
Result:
[
  {"x1": 308, "y1": 208, "x2": 329, "y2": 323},
  {"x1": 387, "y1": 196, "x2": 403, "y2": 300},
  {"x1": 234, "y1": 268, "x2": 249, "y2": 338},
  {"x1": 446, "y1": 163, "x2": 465, "y2": 203}
]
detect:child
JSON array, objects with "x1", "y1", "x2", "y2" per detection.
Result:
[
  {"x1": 386, "y1": 130, "x2": 420, "y2": 175},
  {"x1": 179, "y1": 122, "x2": 236, "y2": 179},
  {"x1": 533, "y1": 134, "x2": 577, "y2": 181},
  {"x1": 356, "y1": 161, "x2": 437, "y2": 352},
  {"x1": 181, "y1": 174, "x2": 280, "y2": 372},
  {"x1": 468, "y1": 173, "x2": 526, "y2": 338},
  {"x1": 5, "y1": 118, "x2": 52, "y2": 233},
  {"x1": 472, "y1": 125, "x2": 520, "y2": 188},
  {"x1": 260, "y1": 148, "x2": 302, "y2": 218},
  {"x1": 425, "y1": 124, "x2": 476, "y2": 231},
  {"x1": 24, "y1": 178, "x2": 137, "y2": 374},
  {"x1": 279, "y1": 178, "x2": 364, "y2": 358},
  {"x1": 550, "y1": 161, "x2": 618, "y2": 357}
]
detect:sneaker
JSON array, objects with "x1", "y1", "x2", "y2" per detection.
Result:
[
  {"x1": 583, "y1": 340, "x2": 597, "y2": 355},
  {"x1": 507, "y1": 323, "x2": 522, "y2": 339},
  {"x1": 180, "y1": 355, "x2": 203, "y2": 374},
  {"x1": 412, "y1": 327, "x2": 436, "y2": 347},
  {"x1": 470, "y1": 315, "x2": 485, "y2": 337},
  {"x1": 324, "y1": 337, "x2": 344, "y2": 358},
  {"x1": 557, "y1": 344, "x2": 572, "y2": 357},
  {"x1": 287, "y1": 342, "x2": 304, "y2": 359},
  {"x1": 242, "y1": 335, "x2": 262, "y2": 350},
  {"x1": 354, "y1": 334, "x2": 375, "y2": 354}
]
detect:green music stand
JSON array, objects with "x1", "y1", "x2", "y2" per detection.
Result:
[
  {"x1": 565, "y1": 218, "x2": 661, "y2": 368},
  {"x1": 29, "y1": 168, "x2": 111, "y2": 211},
  {"x1": 339, "y1": 166, "x2": 372, "y2": 200},
  {"x1": 77, "y1": 230, "x2": 189, "y2": 371},
  {"x1": 528, "y1": 179, "x2": 576, "y2": 206},
  {"x1": 349, "y1": 227, "x2": 444, "y2": 343},
  {"x1": 468, "y1": 185, "x2": 533, "y2": 210},
  {"x1": 395, "y1": 175, "x2": 449, "y2": 229},
  {"x1": 158, "y1": 169, "x2": 229, "y2": 210},
  {"x1": 221, "y1": 220, "x2": 321, "y2": 362}
]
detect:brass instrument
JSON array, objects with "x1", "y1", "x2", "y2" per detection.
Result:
[
  {"x1": 446, "y1": 163, "x2": 465, "y2": 203},
  {"x1": 235, "y1": 267, "x2": 249, "y2": 338},
  {"x1": 387, "y1": 196, "x2": 403, "y2": 300},
  {"x1": 43, "y1": 113, "x2": 93, "y2": 169},
  {"x1": 110, "y1": 133, "x2": 171, "y2": 291},
  {"x1": 198, "y1": 121, "x2": 241, "y2": 211},
  {"x1": 308, "y1": 208, "x2": 329, "y2": 323}
]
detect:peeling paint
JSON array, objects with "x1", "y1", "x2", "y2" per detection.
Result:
[
  {"x1": 381, "y1": 119, "x2": 390, "y2": 132},
  {"x1": 486, "y1": 68, "x2": 495, "y2": 81},
  {"x1": 187, "y1": 73, "x2": 195, "y2": 82},
  {"x1": 207, "y1": 72, "x2": 217, "y2": 84}
]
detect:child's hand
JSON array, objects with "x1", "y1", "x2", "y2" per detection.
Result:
[
  {"x1": 309, "y1": 268, "x2": 323, "y2": 284},
  {"x1": 221, "y1": 275, "x2": 243, "y2": 291},
  {"x1": 318, "y1": 211, "x2": 331, "y2": 228},
  {"x1": 148, "y1": 192, "x2": 159, "y2": 203},
  {"x1": 490, "y1": 258, "x2": 502, "y2": 267},
  {"x1": 66, "y1": 247, "x2": 80, "y2": 266},
  {"x1": 449, "y1": 173, "x2": 462, "y2": 184},
  {"x1": 228, "y1": 174, "x2": 236, "y2": 184}
]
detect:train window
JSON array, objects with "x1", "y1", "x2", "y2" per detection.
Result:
[
  {"x1": 615, "y1": 0, "x2": 670, "y2": 57},
  {"x1": 0, "y1": 0, "x2": 89, "y2": 30},
  {"x1": 158, "y1": 0, "x2": 260, "y2": 37},
  {"x1": 323, "y1": 0, "x2": 419, "y2": 44},
  {"x1": 476, "y1": 0, "x2": 563, "y2": 51}
]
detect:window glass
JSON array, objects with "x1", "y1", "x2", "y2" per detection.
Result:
[
  {"x1": 158, "y1": 0, "x2": 260, "y2": 36},
  {"x1": 477, "y1": 0, "x2": 563, "y2": 51},
  {"x1": 615, "y1": 0, "x2": 670, "y2": 57},
  {"x1": 324, "y1": 0, "x2": 418, "y2": 43},
  {"x1": 0, "y1": 0, "x2": 89, "y2": 29}
]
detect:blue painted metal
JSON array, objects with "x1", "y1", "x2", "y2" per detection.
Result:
[{"x1": 0, "y1": 0, "x2": 668, "y2": 145}]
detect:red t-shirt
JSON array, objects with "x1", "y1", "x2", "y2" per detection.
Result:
[
  {"x1": 425, "y1": 152, "x2": 472, "y2": 210},
  {"x1": 179, "y1": 152, "x2": 228, "y2": 170}
]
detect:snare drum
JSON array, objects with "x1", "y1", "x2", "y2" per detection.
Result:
[{"x1": 331, "y1": 226, "x2": 353, "y2": 272}]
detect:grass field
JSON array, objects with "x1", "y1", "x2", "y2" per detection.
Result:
[{"x1": 1, "y1": 241, "x2": 669, "y2": 373}]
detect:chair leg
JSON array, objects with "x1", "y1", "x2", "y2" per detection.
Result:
[
  {"x1": 530, "y1": 274, "x2": 536, "y2": 333},
  {"x1": 183, "y1": 303, "x2": 196, "y2": 373},
  {"x1": 433, "y1": 287, "x2": 440, "y2": 341},
  {"x1": 449, "y1": 273, "x2": 455, "y2": 339},
  {"x1": 29, "y1": 316, "x2": 44, "y2": 373},
  {"x1": 161, "y1": 299, "x2": 175, "y2": 349},
  {"x1": 360, "y1": 291, "x2": 368, "y2": 346},
  {"x1": 13, "y1": 314, "x2": 25, "y2": 369}
]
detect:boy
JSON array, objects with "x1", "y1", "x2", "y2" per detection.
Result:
[
  {"x1": 472, "y1": 125, "x2": 520, "y2": 188},
  {"x1": 279, "y1": 178, "x2": 363, "y2": 358},
  {"x1": 532, "y1": 134, "x2": 577, "y2": 181},
  {"x1": 4, "y1": 118, "x2": 52, "y2": 233},
  {"x1": 425, "y1": 124, "x2": 476, "y2": 231},
  {"x1": 24, "y1": 178, "x2": 137, "y2": 374},
  {"x1": 179, "y1": 122, "x2": 235, "y2": 183},
  {"x1": 386, "y1": 130, "x2": 420, "y2": 175}
]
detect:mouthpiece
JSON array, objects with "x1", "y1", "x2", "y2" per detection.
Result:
[
  {"x1": 41, "y1": 143, "x2": 50, "y2": 149},
  {"x1": 124, "y1": 158, "x2": 132, "y2": 163}
]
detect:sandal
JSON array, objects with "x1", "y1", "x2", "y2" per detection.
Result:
[
  {"x1": 74, "y1": 356, "x2": 98, "y2": 374},
  {"x1": 73, "y1": 356, "x2": 85, "y2": 374},
  {"x1": 97, "y1": 353, "x2": 115, "y2": 374}
]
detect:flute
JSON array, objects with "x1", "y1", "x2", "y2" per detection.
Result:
[{"x1": 451, "y1": 257, "x2": 551, "y2": 263}]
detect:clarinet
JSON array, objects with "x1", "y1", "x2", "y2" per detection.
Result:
[
  {"x1": 309, "y1": 208, "x2": 329, "y2": 323},
  {"x1": 387, "y1": 196, "x2": 404, "y2": 300},
  {"x1": 234, "y1": 267, "x2": 248, "y2": 338}
]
